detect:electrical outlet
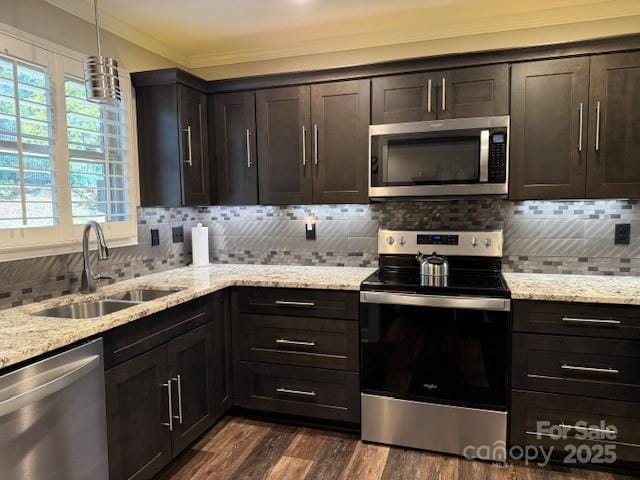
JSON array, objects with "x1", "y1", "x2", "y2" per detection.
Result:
[
  {"x1": 615, "y1": 223, "x2": 631, "y2": 245},
  {"x1": 172, "y1": 226, "x2": 184, "y2": 243},
  {"x1": 150, "y1": 228, "x2": 160, "y2": 246}
]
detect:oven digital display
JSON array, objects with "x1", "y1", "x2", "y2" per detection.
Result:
[
  {"x1": 417, "y1": 234, "x2": 459, "y2": 245},
  {"x1": 492, "y1": 133, "x2": 505, "y2": 144}
]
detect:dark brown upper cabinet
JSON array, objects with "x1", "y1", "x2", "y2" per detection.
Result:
[
  {"x1": 509, "y1": 57, "x2": 590, "y2": 200},
  {"x1": 257, "y1": 86, "x2": 312, "y2": 205},
  {"x1": 372, "y1": 64, "x2": 508, "y2": 124},
  {"x1": 587, "y1": 51, "x2": 640, "y2": 198},
  {"x1": 132, "y1": 70, "x2": 210, "y2": 207},
  {"x1": 212, "y1": 92, "x2": 258, "y2": 205},
  {"x1": 257, "y1": 82, "x2": 370, "y2": 205},
  {"x1": 311, "y1": 80, "x2": 370, "y2": 204}
]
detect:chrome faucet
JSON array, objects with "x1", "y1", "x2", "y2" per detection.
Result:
[{"x1": 80, "y1": 220, "x2": 111, "y2": 294}]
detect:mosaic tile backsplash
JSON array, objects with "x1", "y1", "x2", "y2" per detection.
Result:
[{"x1": 1, "y1": 199, "x2": 639, "y2": 309}]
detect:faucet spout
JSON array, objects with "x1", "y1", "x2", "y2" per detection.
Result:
[{"x1": 80, "y1": 220, "x2": 110, "y2": 294}]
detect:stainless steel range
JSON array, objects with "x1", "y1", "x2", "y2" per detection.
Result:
[{"x1": 360, "y1": 229, "x2": 510, "y2": 460}]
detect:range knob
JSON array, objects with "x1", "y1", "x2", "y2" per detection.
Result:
[
  {"x1": 399, "y1": 236, "x2": 406, "y2": 245},
  {"x1": 386, "y1": 236, "x2": 395, "y2": 245},
  {"x1": 484, "y1": 238, "x2": 492, "y2": 247},
  {"x1": 470, "y1": 236, "x2": 480, "y2": 247}
]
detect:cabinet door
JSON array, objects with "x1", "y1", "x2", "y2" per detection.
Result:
[
  {"x1": 167, "y1": 322, "x2": 216, "y2": 454},
  {"x1": 372, "y1": 73, "x2": 436, "y2": 124},
  {"x1": 105, "y1": 345, "x2": 171, "y2": 480},
  {"x1": 438, "y1": 64, "x2": 509, "y2": 119},
  {"x1": 587, "y1": 52, "x2": 640, "y2": 198},
  {"x1": 213, "y1": 290, "x2": 233, "y2": 418},
  {"x1": 136, "y1": 85, "x2": 182, "y2": 207},
  {"x1": 509, "y1": 58, "x2": 590, "y2": 200},
  {"x1": 179, "y1": 85, "x2": 210, "y2": 205},
  {"x1": 311, "y1": 80, "x2": 370, "y2": 204},
  {"x1": 213, "y1": 92, "x2": 258, "y2": 204},
  {"x1": 257, "y1": 86, "x2": 312, "y2": 204}
]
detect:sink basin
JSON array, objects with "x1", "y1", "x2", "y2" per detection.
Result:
[
  {"x1": 106, "y1": 289, "x2": 180, "y2": 302},
  {"x1": 34, "y1": 300, "x2": 139, "y2": 319}
]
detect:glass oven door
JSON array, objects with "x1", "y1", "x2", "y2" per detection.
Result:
[{"x1": 360, "y1": 293, "x2": 510, "y2": 411}]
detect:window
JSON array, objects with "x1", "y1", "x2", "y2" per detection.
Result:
[
  {"x1": 0, "y1": 55, "x2": 56, "y2": 229},
  {"x1": 65, "y1": 77, "x2": 129, "y2": 224},
  {"x1": 0, "y1": 26, "x2": 139, "y2": 260}
]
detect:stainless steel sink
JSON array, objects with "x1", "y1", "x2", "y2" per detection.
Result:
[
  {"x1": 106, "y1": 289, "x2": 180, "y2": 302},
  {"x1": 33, "y1": 300, "x2": 139, "y2": 319}
]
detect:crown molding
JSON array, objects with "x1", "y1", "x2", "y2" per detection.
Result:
[
  {"x1": 43, "y1": 0, "x2": 190, "y2": 67},
  {"x1": 189, "y1": 4, "x2": 640, "y2": 68}
]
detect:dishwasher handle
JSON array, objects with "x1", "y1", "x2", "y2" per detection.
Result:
[{"x1": 0, "y1": 354, "x2": 100, "y2": 418}]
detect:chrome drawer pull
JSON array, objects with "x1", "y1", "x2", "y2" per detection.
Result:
[
  {"x1": 171, "y1": 375, "x2": 183, "y2": 424},
  {"x1": 275, "y1": 338, "x2": 316, "y2": 347},
  {"x1": 561, "y1": 364, "x2": 619, "y2": 375},
  {"x1": 562, "y1": 317, "x2": 621, "y2": 326},
  {"x1": 276, "y1": 387, "x2": 316, "y2": 397},
  {"x1": 274, "y1": 300, "x2": 316, "y2": 307},
  {"x1": 161, "y1": 380, "x2": 173, "y2": 431},
  {"x1": 560, "y1": 423, "x2": 617, "y2": 435}
]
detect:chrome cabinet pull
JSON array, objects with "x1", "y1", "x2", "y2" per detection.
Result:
[
  {"x1": 171, "y1": 375, "x2": 183, "y2": 425},
  {"x1": 275, "y1": 338, "x2": 316, "y2": 347},
  {"x1": 562, "y1": 317, "x2": 621, "y2": 326},
  {"x1": 595, "y1": 100, "x2": 601, "y2": 151},
  {"x1": 246, "y1": 129, "x2": 252, "y2": 168},
  {"x1": 184, "y1": 126, "x2": 193, "y2": 166},
  {"x1": 561, "y1": 364, "x2": 619, "y2": 375},
  {"x1": 161, "y1": 380, "x2": 173, "y2": 431},
  {"x1": 578, "y1": 102, "x2": 583, "y2": 152},
  {"x1": 276, "y1": 387, "x2": 316, "y2": 397},
  {"x1": 302, "y1": 125, "x2": 307, "y2": 166},
  {"x1": 314, "y1": 124, "x2": 319, "y2": 166},
  {"x1": 442, "y1": 77, "x2": 446, "y2": 111},
  {"x1": 427, "y1": 78, "x2": 432, "y2": 113},
  {"x1": 198, "y1": 103, "x2": 204, "y2": 165},
  {"x1": 274, "y1": 300, "x2": 315, "y2": 307},
  {"x1": 559, "y1": 423, "x2": 618, "y2": 435}
]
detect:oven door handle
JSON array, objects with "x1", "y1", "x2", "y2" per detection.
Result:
[
  {"x1": 360, "y1": 291, "x2": 511, "y2": 312},
  {"x1": 479, "y1": 129, "x2": 489, "y2": 182}
]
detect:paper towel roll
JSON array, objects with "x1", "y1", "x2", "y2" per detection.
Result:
[{"x1": 191, "y1": 223, "x2": 210, "y2": 266}]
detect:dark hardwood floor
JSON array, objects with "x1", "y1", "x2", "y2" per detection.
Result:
[{"x1": 158, "y1": 416, "x2": 637, "y2": 480}]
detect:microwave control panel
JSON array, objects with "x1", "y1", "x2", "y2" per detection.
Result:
[{"x1": 488, "y1": 131, "x2": 507, "y2": 183}]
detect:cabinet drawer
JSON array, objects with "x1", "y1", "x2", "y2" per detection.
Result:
[
  {"x1": 513, "y1": 300, "x2": 640, "y2": 340},
  {"x1": 103, "y1": 296, "x2": 210, "y2": 369},
  {"x1": 512, "y1": 333, "x2": 640, "y2": 402},
  {"x1": 237, "y1": 313, "x2": 359, "y2": 371},
  {"x1": 238, "y1": 288, "x2": 359, "y2": 320},
  {"x1": 235, "y1": 361, "x2": 360, "y2": 424},
  {"x1": 511, "y1": 390, "x2": 640, "y2": 465}
]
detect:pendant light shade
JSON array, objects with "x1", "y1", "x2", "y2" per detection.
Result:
[{"x1": 84, "y1": 0, "x2": 121, "y2": 103}]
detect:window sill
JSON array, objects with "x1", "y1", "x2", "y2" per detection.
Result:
[{"x1": 0, "y1": 237, "x2": 139, "y2": 263}]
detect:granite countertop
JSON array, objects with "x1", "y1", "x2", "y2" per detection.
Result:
[
  {"x1": 0, "y1": 264, "x2": 376, "y2": 370},
  {"x1": 504, "y1": 272, "x2": 640, "y2": 306}
]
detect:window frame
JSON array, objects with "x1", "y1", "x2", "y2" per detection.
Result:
[{"x1": 0, "y1": 23, "x2": 140, "y2": 261}]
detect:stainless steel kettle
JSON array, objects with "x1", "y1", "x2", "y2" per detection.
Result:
[{"x1": 416, "y1": 251, "x2": 449, "y2": 277}]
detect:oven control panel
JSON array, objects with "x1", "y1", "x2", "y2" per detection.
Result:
[{"x1": 379, "y1": 230, "x2": 503, "y2": 257}]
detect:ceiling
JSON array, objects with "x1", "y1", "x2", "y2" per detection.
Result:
[{"x1": 45, "y1": 0, "x2": 640, "y2": 69}]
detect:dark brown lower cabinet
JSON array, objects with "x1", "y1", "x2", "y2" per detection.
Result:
[
  {"x1": 105, "y1": 345, "x2": 172, "y2": 480},
  {"x1": 106, "y1": 322, "x2": 216, "y2": 480},
  {"x1": 213, "y1": 290, "x2": 233, "y2": 417}
]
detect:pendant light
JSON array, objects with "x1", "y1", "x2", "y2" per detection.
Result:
[{"x1": 84, "y1": 0, "x2": 121, "y2": 103}]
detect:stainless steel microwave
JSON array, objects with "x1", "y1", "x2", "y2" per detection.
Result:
[{"x1": 369, "y1": 116, "x2": 509, "y2": 199}]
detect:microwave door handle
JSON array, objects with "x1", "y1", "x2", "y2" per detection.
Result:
[{"x1": 479, "y1": 129, "x2": 489, "y2": 182}]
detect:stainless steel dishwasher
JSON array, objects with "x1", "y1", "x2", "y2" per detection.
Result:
[{"x1": 0, "y1": 338, "x2": 109, "y2": 480}]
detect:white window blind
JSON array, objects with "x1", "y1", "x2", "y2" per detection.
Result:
[
  {"x1": 0, "y1": 25, "x2": 140, "y2": 260},
  {"x1": 65, "y1": 76, "x2": 129, "y2": 224},
  {"x1": 0, "y1": 55, "x2": 55, "y2": 229}
]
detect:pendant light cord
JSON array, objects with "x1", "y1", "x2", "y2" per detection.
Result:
[{"x1": 93, "y1": 0, "x2": 102, "y2": 58}]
